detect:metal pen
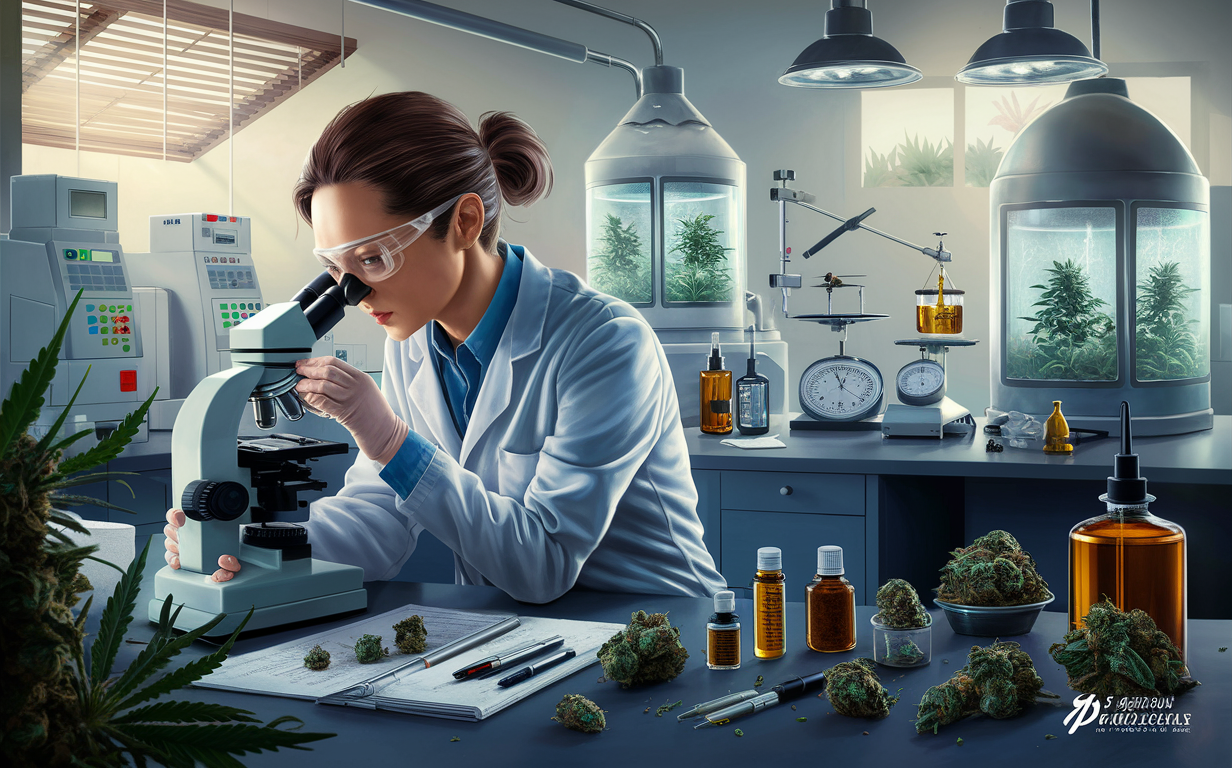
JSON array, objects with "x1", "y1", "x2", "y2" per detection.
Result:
[
  {"x1": 694, "y1": 671, "x2": 828, "y2": 729},
  {"x1": 676, "y1": 690, "x2": 763, "y2": 721}
]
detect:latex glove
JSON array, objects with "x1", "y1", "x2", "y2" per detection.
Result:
[
  {"x1": 164, "y1": 508, "x2": 241, "y2": 582},
  {"x1": 294, "y1": 356, "x2": 409, "y2": 465}
]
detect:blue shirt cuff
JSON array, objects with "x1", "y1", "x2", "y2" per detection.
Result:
[{"x1": 378, "y1": 431, "x2": 438, "y2": 500}]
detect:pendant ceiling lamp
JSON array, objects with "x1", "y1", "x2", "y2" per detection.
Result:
[
  {"x1": 779, "y1": 0, "x2": 921, "y2": 89},
  {"x1": 957, "y1": 0, "x2": 1107, "y2": 85}
]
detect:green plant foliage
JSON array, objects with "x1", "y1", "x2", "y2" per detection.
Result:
[
  {"x1": 964, "y1": 137, "x2": 1004, "y2": 188},
  {"x1": 588, "y1": 213, "x2": 650, "y2": 303},
  {"x1": 666, "y1": 213, "x2": 734, "y2": 302},
  {"x1": 863, "y1": 147, "x2": 901, "y2": 188},
  {"x1": 895, "y1": 133, "x2": 954, "y2": 187},
  {"x1": 1135, "y1": 260, "x2": 1204, "y2": 380},
  {"x1": 1, "y1": 290, "x2": 334, "y2": 767},
  {"x1": 597, "y1": 610, "x2": 689, "y2": 687},
  {"x1": 1007, "y1": 259, "x2": 1117, "y2": 381}
]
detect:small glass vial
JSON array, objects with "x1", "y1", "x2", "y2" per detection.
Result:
[
  {"x1": 707, "y1": 590, "x2": 741, "y2": 670},
  {"x1": 736, "y1": 325, "x2": 770, "y2": 435},
  {"x1": 915, "y1": 270, "x2": 964, "y2": 335},
  {"x1": 806, "y1": 545, "x2": 856, "y2": 653},
  {"x1": 700, "y1": 332, "x2": 733, "y2": 434},
  {"x1": 753, "y1": 547, "x2": 786, "y2": 659},
  {"x1": 1044, "y1": 400, "x2": 1072, "y2": 454}
]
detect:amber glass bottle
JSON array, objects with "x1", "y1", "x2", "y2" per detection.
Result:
[
  {"x1": 706, "y1": 590, "x2": 741, "y2": 670},
  {"x1": 1044, "y1": 400, "x2": 1072, "y2": 454},
  {"x1": 806, "y1": 545, "x2": 856, "y2": 652},
  {"x1": 753, "y1": 547, "x2": 785, "y2": 659},
  {"x1": 1068, "y1": 402, "x2": 1187, "y2": 660},
  {"x1": 700, "y1": 333, "x2": 732, "y2": 434}
]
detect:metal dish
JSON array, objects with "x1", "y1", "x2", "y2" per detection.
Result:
[{"x1": 933, "y1": 593, "x2": 1055, "y2": 636}]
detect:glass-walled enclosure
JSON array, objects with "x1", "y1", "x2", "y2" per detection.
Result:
[
  {"x1": 1004, "y1": 206, "x2": 1119, "y2": 382},
  {"x1": 662, "y1": 181, "x2": 741, "y2": 304},
  {"x1": 586, "y1": 182, "x2": 653, "y2": 305},
  {"x1": 1134, "y1": 206, "x2": 1210, "y2": 382}
]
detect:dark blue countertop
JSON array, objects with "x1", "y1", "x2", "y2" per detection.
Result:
[{"x1": 94, "y1": 551, "x2": 1232, "y2": 768}]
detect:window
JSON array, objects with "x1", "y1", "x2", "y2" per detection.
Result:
[{"x1": 21, "y1": 0, "x2": 356, "y2": 162}]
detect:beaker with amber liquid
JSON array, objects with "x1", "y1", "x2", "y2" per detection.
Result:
[
  {"x1": 1068, "y1": 402, "x2": 1187, "y2": 661},
  {"x1": 915, "y1": 270, "x2": 964, "y2": 335}
]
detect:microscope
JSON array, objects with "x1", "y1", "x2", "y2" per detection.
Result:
[{"x1": 150, "y1": 271, "x2": 371, "y2": 637}]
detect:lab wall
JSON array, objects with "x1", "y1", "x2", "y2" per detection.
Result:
[{"x1": 22, "y1": 0, "x2": 1232, "y2": 415}]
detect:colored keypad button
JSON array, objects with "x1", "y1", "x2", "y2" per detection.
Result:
[
  {"x1": 101, "y1": 327, "x2": 109, "y2": 334},
  {"x1": 122, "y1": 344, "x2": 130, "y2": 352},
  {"x1": 240, "y1": 313, "x2": 248, "y2": 319},
  {"x1": 223, "y1": 321, "x2": 231, "y2": 328},
  {"x1": 101, "y1": 339, "x2": 107, "y2": 347},
  {"x1": 86, "y1": 304, "x2": 95, "y2": 312},
  {"x1": 126, "y1": 305, "x2": 132, "y2": 311},
  {"x1": 231, "y1": 303, "x2": 237, "y2": 309},
  {"x1": 111, "y1": 338, "x2": 118, "y2": 345},
  {"x1": 89, "y1": 327, "x2": 98, "y2": 334},
  {"x1": 87, "y1": 316, "x2": 97, "y2": 324}
]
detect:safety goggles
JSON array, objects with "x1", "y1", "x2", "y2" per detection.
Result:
[{"x1": 312, "y1": 193, "x2": 466, "y2": 283}]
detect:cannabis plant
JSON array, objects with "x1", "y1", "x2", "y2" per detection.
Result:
[
  {"x1": 895, "y1": 133, "x2": 953, "y2": 187},
  {"x1": 1, "y1": 290, "x2": 333, "y2": 767},
  {"x1": 964, "y1": 137, "x2": 1004, "y2": 188},
  {"x1": 988, "y1": 91, "x2": 1053, "y2": 136},
  {"x1": 589, "y1": 213, "x2": 650, "y2": 303},
  {"x1": 863, "y1": 147, "x2": 901, "y2": 188},
  {"x1": 1009, "y1": 259, "x2": 1117, "y2": 380},
  {"x1": 666, "y1": 213, "x2": 734, "y2": 302},
  {"x1": 1136, "y1": 260, "x2": 1204, "y2": 380}
]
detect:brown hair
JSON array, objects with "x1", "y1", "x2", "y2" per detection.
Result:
[{"x1": 293, "y1": 92, "x2": 553, "y2": 251}]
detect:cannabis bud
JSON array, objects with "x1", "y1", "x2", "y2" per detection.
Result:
[
  {"x1": 1048, "y1": 598, "x2": 1199, "y2": 698},
  {"x1": 393, "y1": 615, "x2": 428, "y2": 655},
  {"x1": 354, "y1": 634, "x2": 390, "y2": 664},
  {"x1": 822, "y1": 658, "x2": 900, "y2": 719},
  {"x1": 936, "y1": 529, "x2": 1051, "y2": 606},
  {"x1": 597, "y1": 610, "x2": 689, "y2": 687},
  {"x1": 875, "y1": 579, "x2": 930, "y2": 629},
  {"x1": 915, "y1": 641, "x2": 1057, "y2": 734},
  {"x1": 552, "y1": 694, "x2": 606, "y2": 734},
  {"x1": 303, "y1": 644, "x2": 331, "y2": 671}
]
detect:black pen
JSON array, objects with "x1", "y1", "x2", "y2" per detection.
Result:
[
  {"x1": 497, "y1": 648, "x2": 576, "y2": 687},
  {"x1": 452, "y1": 635, "x2": 565, "y2": 680}
]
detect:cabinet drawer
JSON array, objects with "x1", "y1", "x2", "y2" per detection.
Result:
[
  {"x1": 719, "y1": 509, "x2": 866, "y2": 606},
  {"x1": 721, "y1": 471, "x2": 863, "y2": 516}
]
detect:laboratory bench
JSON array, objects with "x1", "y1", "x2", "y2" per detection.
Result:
[{"x1": 95, "y1": 551, "x2": 1231, "y2": 768}]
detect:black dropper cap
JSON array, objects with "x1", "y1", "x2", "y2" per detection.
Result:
[
  {"x1": 1106, "y1": 401, "x2": 1148, "y2": 504},
  {"x1": 746, "y1": 325, "x2": 758, "y2": 377}
]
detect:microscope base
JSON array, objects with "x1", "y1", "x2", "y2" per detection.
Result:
[{"x1": 149, "y1": 557, "x2": 367, "y2": 639}]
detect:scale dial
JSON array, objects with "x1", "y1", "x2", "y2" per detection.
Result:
[
  {"x1": 896, "y1": 358, "x2": 946, "y2": 406},
  {"x1": 799, "y1": 356, "x2": 884, "y2": 422}
]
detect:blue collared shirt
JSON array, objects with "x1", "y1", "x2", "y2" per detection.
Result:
[{"x1": 379, "y1": 243, "x2": 523, "y2": 498}]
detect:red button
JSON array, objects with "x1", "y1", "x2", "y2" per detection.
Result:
[
  {"x1": 120, "y1": 370, "x2": 137, "y2": 392},
  {"x1": 206, "y1": 214, "x2": 218, "y2": 222}
]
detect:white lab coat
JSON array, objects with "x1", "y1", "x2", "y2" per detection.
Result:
[{"x1": 304, "y1": 248, "x2": 725, "y2": 604}]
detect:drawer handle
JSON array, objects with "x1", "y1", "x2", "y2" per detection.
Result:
[{"x1": 779, "y1": 485, "x2": 793, "y2": 496}]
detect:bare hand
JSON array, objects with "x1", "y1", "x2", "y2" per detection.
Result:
[{"x1": 164, "y1": 508, "x2": 241, "y2": 582}]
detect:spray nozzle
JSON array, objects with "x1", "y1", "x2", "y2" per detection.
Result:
[
  {"x1": 708, "y1": 332, "x2": 724, "y2": 371},
  {"x1": 1106, "y1": 401, "x2": 1148, "y2": 505},
  {"x1": 746, "y1": 324, "x2": 758, "y2": 376}
]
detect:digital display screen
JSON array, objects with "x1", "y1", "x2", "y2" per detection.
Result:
[
  {"x1": 214, "y1": 229, "x2": 237, "y2": 246},
  {"x1": 69, "y1": 190, "x2": 107, "y2": 219},
  {"x1": 90, "y1": 250, "x2": 116, "y2": 262}
]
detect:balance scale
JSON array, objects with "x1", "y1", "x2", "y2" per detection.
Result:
[{"x1": 882, "y1": 338, "x2": 979, "y2": 438}]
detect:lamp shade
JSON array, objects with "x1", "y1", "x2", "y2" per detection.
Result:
[
  {"x1": 780, "y1": 1, "x2": 921, "y2": 89},
  {"x1": 957, "y1": 0, "x2": 1107, "y2": 85}
]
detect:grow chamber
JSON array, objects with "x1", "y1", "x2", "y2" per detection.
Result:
[{"x1": 990, "y1": 78, "x2": 1211, "y2": 436}]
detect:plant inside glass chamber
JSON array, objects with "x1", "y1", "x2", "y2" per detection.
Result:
[
  {"x1": 1136, "y1": 260, "x2": 1203, "y2": 380},
  {"x1": 1008, "y1": 258, "x2": 1117, "y2": 381},
  {"x1": 666, "y1": 213, "x2": 734, "y2": 302},
  {"x1": 589, "y1": 213, "x2": 651, "y2": 303}
]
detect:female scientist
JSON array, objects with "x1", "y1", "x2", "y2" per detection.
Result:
[{"x1": 164, "y1": 91, "x2": 725, "y2": 603}]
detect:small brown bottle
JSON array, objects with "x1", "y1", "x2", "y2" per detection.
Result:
[
  {"x1": 706, "y1": 590, "x2": 741, "y2": 670},
  {"x1": 700, "y1": 332, "x2": 733, "y2": 434},
  {"x1": 1044, "y1": 400, "x2": 1072, "y2": 454},
  {"x1": 753, "y1": 547, "x2": 785, "y2": 659},
  {"x1": 806, "y1": 545, "x2": 856, "y2": 652}
]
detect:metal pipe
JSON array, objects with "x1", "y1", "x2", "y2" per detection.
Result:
[
  {"x1": 551, "y1": 0, "x2": 663, "y2": 66},
  {"x1": 1091, "y1": 0, "x2": 1100, "y2": 60},
  {"x1": 348, "y1": 0, "x2": 641, "y2": 98},
  {"x1": 786, "y1": 199, "x2": 950, "y2": 262}
]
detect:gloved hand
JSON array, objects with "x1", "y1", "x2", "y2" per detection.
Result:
[
  {"x1": 295, "y1": 356, "x2": 409, "y2": 465},
  {"x1": 164, "y1": 508, "x2": 241, "y2": 582}
]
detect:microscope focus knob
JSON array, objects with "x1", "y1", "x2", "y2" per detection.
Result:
[{"x1": 181, "y1": 480, "x2": 249, "y2": 522}]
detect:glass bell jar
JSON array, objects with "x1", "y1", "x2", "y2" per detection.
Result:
[{"x1": 989, "y1": 78, "x2": 1211, "y2": 436}]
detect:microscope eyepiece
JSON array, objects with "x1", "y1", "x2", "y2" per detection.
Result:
[
  {"x1": 303, "y1": 272, "x2": 372, "y2": 340},
  {"x1": 292, "y1": 270, "x2": 338, "y2": 310}
]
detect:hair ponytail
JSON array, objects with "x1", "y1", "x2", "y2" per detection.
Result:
[{"x1": 478, "y1": 111, "x2": 554, "y2": 208}]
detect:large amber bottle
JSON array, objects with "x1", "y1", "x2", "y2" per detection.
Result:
[{"x1": 1068, "y1": 402, "x2": 1187, "y2": 661}]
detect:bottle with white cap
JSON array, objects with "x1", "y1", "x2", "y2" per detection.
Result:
[
  {"x1": 806, "y1": 545, "x2": 856, "y2": 653},
  {"x1": 706, "y1": 590, "x2": 741, "y2": 670},
  {"x1": 753, "y1": 547, "x2": 786, "y2": 659}
]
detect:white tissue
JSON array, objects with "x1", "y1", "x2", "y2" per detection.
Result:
[{"x1": 719, "y1": 434, "x2": 786, "y2": 450}]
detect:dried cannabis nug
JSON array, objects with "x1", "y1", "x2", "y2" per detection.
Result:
[
  {"x1": 823, "y1": 658, "x2": 900, "y2": 719},
  {"x1": 354, "y1": 634, "x2": 390, "y2": 664},
  {"x1": 883, "y1": 635, "x2": 927, "y2": 666},
  {"x1": 915, "y1": 641, "x2": 1057, "y2": 734},
  {"x1": 553, "y1": 694, "x2": 606, "y2": 734},
  {"x1": 303, "y1": 644, "x2": 331, "y2": 671},
  {"x1": 597, "y1": 610, "x2": 689, "y2": 687},
  {"x1": 1048, "y1": 597, "x2": 1199, "y2": 698},
  {"x1": 393, "y1": 615, "x2": 428, "y2": 655},
  {"x1": 936, "y1": 529, "x2": 1051, "y2": 606},
  {"x1": 875, "y1": 579, "x2": 930, "y2": 629}
]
